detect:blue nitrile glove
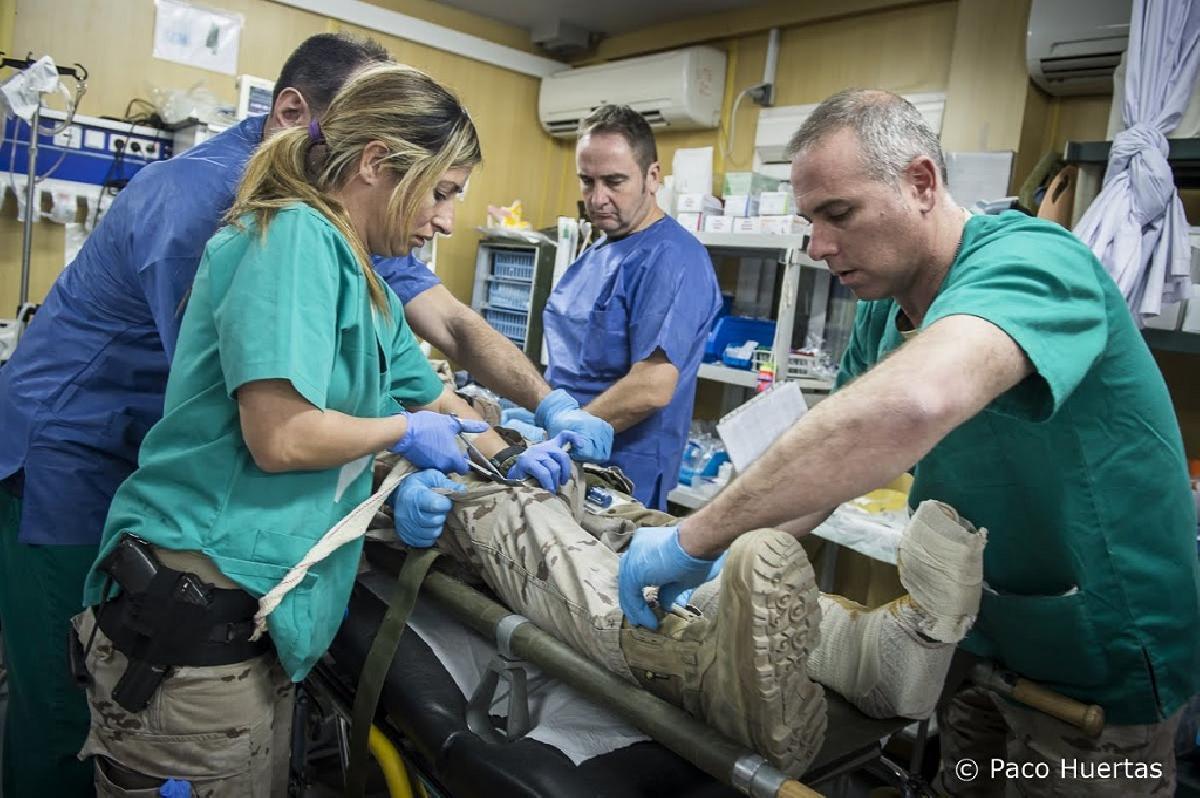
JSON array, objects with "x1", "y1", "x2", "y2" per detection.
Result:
[
  {"x1": 389, "y1": 411, "x2": 489, "y2": 474},
  {"x1": 391, "y1": 469, "x2": 466, "y2": 547},
  {"x1": 534, "y1": 389, "x2": 613, "y2": 463},
  {"x1": 501, "y1": 407, "x2": 546, "y2": 441},
  {"x1": 502, "y1": 406, "x2": 537, "y2": 426},
  {"x1": 618, "y1": 526, "x2": 719, "y2": 630},
  {"x1": 666, "y1": 552, "x2": 727, "y2": 610},
  {"x1": 507, "y1": 418, "x2": 546, "y2": 442},
  {"x1": 159, "y1": 780, "x2": 192, "y2": 798},
  {"x1": 506, "y1": 431, "x2": 583, "y2": 492}
]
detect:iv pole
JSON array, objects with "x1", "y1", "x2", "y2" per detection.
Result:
[{"x1": 1, "y1": 54, "x2": 87, "y2": 310}]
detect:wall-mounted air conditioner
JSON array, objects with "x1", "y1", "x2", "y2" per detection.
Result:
[
  {"x1": 538, "y1": 46, "x2": 726, "y2": 138},
  {"x1": 1026, "y1": 0, "x2": 1131, "y2": 96}
]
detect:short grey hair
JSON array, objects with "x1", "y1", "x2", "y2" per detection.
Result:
[{"x1": 785, "y1": 89, "x2": 946, "y2": 186}]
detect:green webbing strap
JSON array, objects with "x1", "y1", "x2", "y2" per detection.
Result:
[{"x1": 344, "y1": 548, "x2": 439, "y2": 798}]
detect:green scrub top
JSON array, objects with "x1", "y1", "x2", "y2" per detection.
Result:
[
  {"x1": 83, "y1": 204, "x2": 444, "y2": 681},
  {"x1": 837, "y1": 211, "x2": 1200, "y2": 725}
]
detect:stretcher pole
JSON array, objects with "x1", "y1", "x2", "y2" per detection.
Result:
[{"x1": 420, "y1": 569, "x2": 824, "y2": 798}]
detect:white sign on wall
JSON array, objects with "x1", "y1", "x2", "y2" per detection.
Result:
[{"x1": 153, "y1": 0, "x2": 243, "y2": 76}]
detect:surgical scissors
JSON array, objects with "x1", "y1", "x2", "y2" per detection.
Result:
[{"x1": 453, "y1": 414, "x2": 525, "y2": 486}]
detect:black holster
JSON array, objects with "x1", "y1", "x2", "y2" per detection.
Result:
[{"x1": 92, "y1": 534, "x2": 272, "y2": 712}]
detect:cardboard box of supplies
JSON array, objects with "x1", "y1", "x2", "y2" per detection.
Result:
[
  {"x1": 676, "y1": 193, "x2": 723, "y2": 214},
  {"x1": 760, "y1": 215, "x2": 808, "y2": 235},
  {"x1": 723, "y1": 194, "x2": 760, "y2": 217},
  {"x1": 733, "y1": 216, "x2": 764, "y2": 234},
  {"x1": 758, "y1": 191, "x2": 794, "y2": 216},
  {"x1": 722, "y1": 171, "x2": 779, "y2": 196},
  {"x1": 677, "y1": 212, "x2": 708, "y2": 234},
  {"x1": 704, "y1": 215, "x2": 734, "y2": 233}
]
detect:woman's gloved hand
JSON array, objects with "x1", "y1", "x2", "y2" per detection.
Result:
[
  {"x1": 391, "y1": 469, "x2": 466, "y2": 548},
  {"x1": 501, "y1": 406, "x2": 546, "y2": 442},
  {"x1": 506, "y1": 431, "x2": 582, "y2": 491},
  {"x1": 617, "y1": 526, "x2": 720, "y2": 630},
  {"x1": 534, "y1": 389, "x2": 613, "y2": 463},
  {"x1": 389, "y1": 411, "x2": 488, "y2": 473}
]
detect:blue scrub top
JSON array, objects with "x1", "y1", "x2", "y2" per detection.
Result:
[
  {"x1": 0, "y1": 116, "x2": 441, "y2": 545},
  {"x1": 543, "y1": 215, "x2": 720, "y2": 509}
]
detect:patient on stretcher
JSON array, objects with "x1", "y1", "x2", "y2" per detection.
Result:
[{"x1": 368, "y1": 455, "x2": 986, "y2": 778}]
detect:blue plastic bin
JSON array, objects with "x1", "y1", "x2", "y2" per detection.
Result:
[
  {"x1": 486, "y1": 280, "x2": 531, "y2": 310},
  {"x1": 484, "y1": 307, "x2": 527, "y2": 341},
  {"x1": 492, "y1": 250, "x2": 535, "y2": 281},
  {"x1": 704, "y1": 316, "x2": 776, "y2": 363}
]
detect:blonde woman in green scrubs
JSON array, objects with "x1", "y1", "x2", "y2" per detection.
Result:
[{"x1": 69, "y1": 64, "x2": 489, "y2": 796}]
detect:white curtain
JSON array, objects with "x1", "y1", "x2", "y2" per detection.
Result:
[{"x1": 1074, "y1": 0, "x2": 1200, "y2": 321}]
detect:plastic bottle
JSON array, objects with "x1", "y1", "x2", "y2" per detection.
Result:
[{"x1": 756, "y1": 359, "x2": 775, "y2": 393}]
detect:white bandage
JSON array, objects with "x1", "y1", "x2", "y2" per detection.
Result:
[
  {"x1": 808, "y1": 595, "x2": 957, "y2": 719},
  {"x1": 895, "y1": 500, "x2": 986, "y2": 644},
  {"x1": 806, "y1": 500, "x2": 986, "y2": 719}
]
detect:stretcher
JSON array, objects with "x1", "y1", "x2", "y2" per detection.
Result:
[{"x1": 310, "y1": 543, "x2": 925, "y2": 798}]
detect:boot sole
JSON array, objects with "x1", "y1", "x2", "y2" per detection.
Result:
[{"x1": 717, "y1": 528, "x2": 828, "y2": 777}]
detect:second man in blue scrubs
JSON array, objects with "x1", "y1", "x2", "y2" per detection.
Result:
[{"x1": 541, "y1": 105, "x2": 721, "y2": 509}]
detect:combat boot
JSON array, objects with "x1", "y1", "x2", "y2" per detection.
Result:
[{"x1": 619, "y1": 528, "x2": 827, "y2": 777}]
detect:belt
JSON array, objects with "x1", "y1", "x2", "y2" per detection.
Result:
[{"x1": 97, "y1": 579, "x2": 272, "y2": 667}]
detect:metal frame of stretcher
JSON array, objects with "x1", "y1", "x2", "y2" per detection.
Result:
[{"x1": 309, "y1": 545, "x2": 930, "y2": 798}]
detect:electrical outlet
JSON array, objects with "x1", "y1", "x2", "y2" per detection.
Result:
[
  {"x1": 108, "y1": 134, "x2": 159, "y2": 157},
  {"x1": 53, "y1": 125, "x2": 82, "y2": 149}
]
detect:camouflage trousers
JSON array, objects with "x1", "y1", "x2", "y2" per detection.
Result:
[
  {"x1": 935, "y1": 683, "x2": 1183, "y2": 797},
  {"x1": 425, "y1": 461, "x2": 674, "y2": 682},
  {"x1": 70, "y1": 606, "x2": 294, "y2": 797},
  {"x1": 369, "y1": 458, "x2": 671, "y2": 680}
]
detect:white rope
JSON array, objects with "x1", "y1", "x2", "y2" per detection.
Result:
[{"x1": 251, "y1": 459, "x2": 411, "y2": 640}]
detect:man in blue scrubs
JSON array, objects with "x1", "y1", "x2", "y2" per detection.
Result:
[
  {"x1": 541, "y1": 105, "x2": 721, "y2": 509},
  {"x1": 0, "y1": 34, "x2": 609, "y2": 796}
]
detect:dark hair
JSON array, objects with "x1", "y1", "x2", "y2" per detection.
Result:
[
  {"x1": 785, "y1": 88, "x2": 947, "y2": 186},
  {"x1": 273, "y1": 33, "x2": 392, "y2": 115},
  {"x1": 578, "y1": 104, "x2": 658, "y2": 173}
]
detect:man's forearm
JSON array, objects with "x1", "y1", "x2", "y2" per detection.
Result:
[
  {"x1": 405, "y1": 286, "x2": 551, "y2": 410},
  {"x1": 584, "y1": 356, "x2": 678, "y2": 432},
  {"x1": 681, "y1": 372, "x2": 937, "y2": 555},
  {"x1": 778, "y1": 507, "x2": 836, "y2": 539},
  {"x1": 449, "y1": 313, "x2": 550, "y2": 409},
  {"x1": 678, "y1": 315, "x2": 1032, "y2": 557}
]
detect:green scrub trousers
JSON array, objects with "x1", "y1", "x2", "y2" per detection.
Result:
[{"x1": 0, "y1": 487, "x2": 96, "y2": 797}]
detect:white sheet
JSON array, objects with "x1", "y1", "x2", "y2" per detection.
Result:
[{"x1": 406, "y1": 595, "x2": 650, "y2": 764}]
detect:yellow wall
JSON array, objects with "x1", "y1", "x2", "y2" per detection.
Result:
[
  {"x1": 646, "y1": 2, "x2": 958, "y2": 193},
  {"x1": 0, "y1": 0, "x2": 577, "y2": 313}
]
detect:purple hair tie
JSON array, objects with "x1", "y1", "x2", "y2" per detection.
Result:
[{"x1": 308, "y1": 118, "x2": 325, "y2": 144}]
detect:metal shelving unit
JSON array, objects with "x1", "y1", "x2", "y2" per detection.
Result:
[
  {"x1": 670, "y1": 233, "x2": 836, "y2": 510},
  {"x1": 469, "y1": 235, "x2": 557, "y2": 361},
  {"x1": 694, "y1": 231, "x2": 836, "y2": 395}
]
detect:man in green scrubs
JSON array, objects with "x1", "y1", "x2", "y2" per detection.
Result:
[{"x1": 616, "y1": 89, "x2": 1199, "y2": 796}]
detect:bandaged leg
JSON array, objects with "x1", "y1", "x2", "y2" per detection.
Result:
[{"x1": 807, "y1": 500, "x2": 986, "y2": 719}]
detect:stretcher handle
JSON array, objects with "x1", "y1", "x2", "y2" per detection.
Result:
[
  {"x1": 971, "y1": 662, "x2": 1104, "y2": 737},
  {"x1": 1010, "y1": 678, "x2": 1105, "y2": 737},
  {"x1": 777, "y1": 780, "x2": 824, "y2": 797}
]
